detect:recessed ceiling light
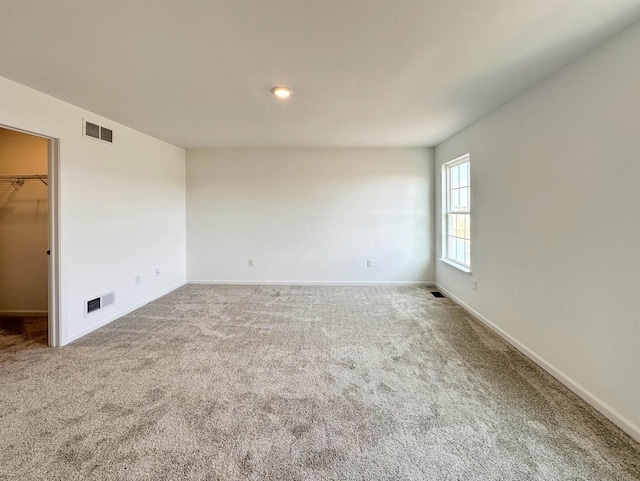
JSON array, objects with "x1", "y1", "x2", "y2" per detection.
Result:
[{"x1": 271, "y1": 86, "x2": 293, "y2": 99}]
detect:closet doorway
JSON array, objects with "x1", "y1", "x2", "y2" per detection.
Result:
[{"x1": 0, "y1": 126, "x2": 59, "y2": 349}]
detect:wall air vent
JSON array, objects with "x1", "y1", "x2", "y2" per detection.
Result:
[
  {"x1": 83, "y1": 119, "x2": 113, "y2": 144},
  {"x1": 100, "y1": 127, "x2": 113, "y2": 143},
  {"x1": 85, "y1": 291, "x2": 116, "y2": 317},
  {"x1": 102, "y1": 291, "x2": 115, "y2": 308},
  {"x1": 86, "y1": 297, "x2": 101, "y2": 313},
  {"x1": 85, "y1": 121, "x2": 100, "y2": 139}
]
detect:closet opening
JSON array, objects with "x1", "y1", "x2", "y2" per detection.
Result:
[{"x1": 0, "y1": 126, "x2": 59, "y2": 350}]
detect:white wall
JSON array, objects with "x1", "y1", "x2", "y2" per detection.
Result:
[
  {"x1": 435, "y1": 23, "x2": 640, "y2": 441},
  {"x1": 0, "y1": 76, "x2": 186, "y2": 345},
  {"x1": 0, "y1": 128, "x2": 48, "y2": 312},
  {"x1": 187, "y1": 148, "x2": 434, "y2": 284}
]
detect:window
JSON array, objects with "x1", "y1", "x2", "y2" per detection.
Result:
[{"x1": 442, "y1": 154, "x2": 471, "y2": 271}]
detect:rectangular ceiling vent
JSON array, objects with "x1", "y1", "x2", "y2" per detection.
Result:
[
  {"x1": 84, "y1": 291, "x2": 116, "y2": 317},
  {"x1": 83, "y1": 119, "x2": 113, "y2": 144}
]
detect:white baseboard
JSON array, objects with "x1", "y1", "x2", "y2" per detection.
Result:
[
  {"x1": 188, "y1": 280, "x2": 435, "y2": 286},
  {"x1": 63, "y1": 282, "x2": 186, "y2": 346},
  {"x1": 0, "y1": 310, "x2": 48, "y2": 317},
  {"x1": 435, "y1": 283, "x2": 640, "y2": 444}
]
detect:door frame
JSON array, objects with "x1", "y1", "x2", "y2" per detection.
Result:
[{"x1": 1, "y1": 124, "x2": 61, "y2": 347}]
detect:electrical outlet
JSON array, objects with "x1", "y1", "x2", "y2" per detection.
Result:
[
  {"x1": 135, "y1": 275, "x2": 140, "y2": 285},
  {"x1": 248, "y1": 258, "x2": 254, "y2": 267},
  {"x1": 473, "y1": 279, "x2": 478, "y2": 291},
  {"x1": 367, "y1": 259, "x2": 373, "y2": 267},
  {"x1": 155, "y1": 268, "x2": 160, "y2": 278}
]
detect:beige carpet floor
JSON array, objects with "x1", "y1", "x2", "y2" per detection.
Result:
[
  {"x1": 0, "y1": 315, "x2": 48, "y2": 352},
  {"x1": 0, "y1": 285, "x2": 638, "y2": 480}
]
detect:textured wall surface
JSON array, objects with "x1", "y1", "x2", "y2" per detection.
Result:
[{"x1": 187, "y1": 148, "x2": 434, "y2": 284}]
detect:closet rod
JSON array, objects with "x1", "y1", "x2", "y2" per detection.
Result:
[{"x1": 0, "y1": 174, "x2": 48, "y2": 186}]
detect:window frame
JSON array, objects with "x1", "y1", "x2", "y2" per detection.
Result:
[{"x1": 441, "y1": 154, "x2": 471, "y2": 274}]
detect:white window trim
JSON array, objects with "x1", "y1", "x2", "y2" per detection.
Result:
[
  {"x1": 440, "y1": 153, "x2": 472, "y2": 274},
  {"x1": 439, "y1": 257, "x2": 471, "y2": 274}
]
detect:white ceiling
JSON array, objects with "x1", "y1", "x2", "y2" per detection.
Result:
[{"x1": 1, "y1": 1, "x2": 639, "y2": 149}]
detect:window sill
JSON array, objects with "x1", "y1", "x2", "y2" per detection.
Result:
[{"x1": 439, "y1": 258, "x2": 471, "y2": 274}]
